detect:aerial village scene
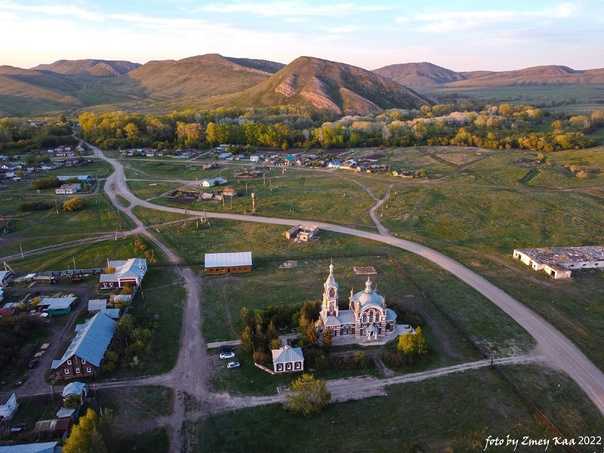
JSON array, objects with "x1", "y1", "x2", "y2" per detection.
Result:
[{"x1": 1, "y1": 1, "x2": 604, "y2": 453}]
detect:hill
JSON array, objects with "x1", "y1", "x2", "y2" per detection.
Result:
[
  {"x1": 220, "y1": 56, "x2": 429, "y2": 115},
  {"x1": 375, "y1": 63, "x2": 604, "y2": 89},
  {"x1": 0, "y1": 65, "x2": 82, "y2": 115},
  {"x1": 33, "y1": 59, "x2": 141, "y2": 77},
  {"x1": 373, "y1": 62, "x2": 465, "y2": 89},
  {"x1": 446, "y1": 65, "x2": 604, "y2": 87},
  {"x1": 127, "y1": 54, "x2": 282, "y2": 101}
]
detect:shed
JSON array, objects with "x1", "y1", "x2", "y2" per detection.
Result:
[
  {"x1": 87, "y1": 299, "x2": 107, "y2": 313},
  {"x1": 33, "y1": 419, "x2": 71, "y2": 436},
  {"x1": 62, "y1": 381, "x2": 88, "y2": 399},
  {"x1": 204, "y1": 252, "x2": 253, "y2": 274},
  {"x1": 40, "y1": 296, "x2": 77, "y2": 316}
]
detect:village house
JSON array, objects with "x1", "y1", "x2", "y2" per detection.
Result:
[
  {"x1": 204, "y1": 252, "x2": 253, "y2": 274},
  {"x1": 99, "y1": 258, "x2": 147, "y2": 289},
  {"x1": 513, "y1": 246, "x2": 604, "y2": 279},
  {"x1": 316, "y1": 264, "x2": 398, "y2": 342},
  {"x1": 55, "y1": 183, "x2": 81, "y2": 195},
  {"x1": 51, "y1": 312, "x2": 117, "y2": 380},
  {"x1": 272, "y1": 345, "x2": 304, "y2": 373}
]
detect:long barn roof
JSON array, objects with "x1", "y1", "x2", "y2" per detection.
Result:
[{"x1": 204, "y1": 252, "x2": 252, "y2": 268}]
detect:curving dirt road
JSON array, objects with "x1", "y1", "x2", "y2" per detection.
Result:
[{"x1": 93, "y1": 144, "x2": 604, "y2": 416}]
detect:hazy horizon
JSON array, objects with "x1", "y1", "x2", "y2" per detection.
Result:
[{"x1": 1, "y1": 0, "x2": 603, "y2": 71}]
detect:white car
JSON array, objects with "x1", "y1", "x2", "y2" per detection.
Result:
[
  {"x1": 226, "y1": 361, "x2": 240, "y2": 369},
  {"x1": 219, "y1": 351, "x2": 235, "y2": 359}
]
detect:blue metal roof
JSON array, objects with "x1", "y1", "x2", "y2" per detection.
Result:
[
  {"x1": 51, "y1": 312, "x2": 116, "y2": 369},
  {"x1": 0, "y1": 442, "x2": 59, "y2": 453}
]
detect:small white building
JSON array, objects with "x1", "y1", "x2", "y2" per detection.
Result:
[
  {"x1": 271, "y1": 345, "x2": 304, "y2": 373},
  {"x1": 513, "y1": 246, "x2": 604, "y2": 279},
  {"x1": 55, "y1": 183, "x2": 81, "y2": 195}
]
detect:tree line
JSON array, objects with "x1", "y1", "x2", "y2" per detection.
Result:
[
  {"x1": 0, "y1": 116, "x2": 76, "y2": 152},
  {"x1": 78, "y1": 104, "x2": 603, "y2": 153}
]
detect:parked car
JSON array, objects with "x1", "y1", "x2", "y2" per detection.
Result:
[
  {"x1": 219, "y1": 350, "x2": 235, "y2": 359},
  {"x1": 226, "y1": 361, "x2": 240, "y2": 369}
]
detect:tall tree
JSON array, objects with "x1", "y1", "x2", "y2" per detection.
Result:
[{"x1": 285, "y1": 373, "x2": 331, "y2": 415}]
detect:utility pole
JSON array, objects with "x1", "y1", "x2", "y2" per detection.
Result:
[
  {"x1": 251, "y1": 192, "x2": 256, "y2": 213},
  {"x1": 20, "y1": 243, "x2": 24, "y2": 258}
]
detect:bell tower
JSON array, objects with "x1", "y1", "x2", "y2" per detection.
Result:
[{"x1": 321, "y1": 263, "x2": 339, "y2": 318}]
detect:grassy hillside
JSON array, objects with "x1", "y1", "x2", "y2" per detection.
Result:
[
  {"x1": 127, "y1": 54, "x2": 275, "y2": 101},
  {"x1": 216, "y1": 56, "x2": 430, "y2": 115}
]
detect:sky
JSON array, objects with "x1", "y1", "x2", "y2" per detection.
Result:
[{"x1": 1, "y1": 0, "x2": 603, "y2": 71}]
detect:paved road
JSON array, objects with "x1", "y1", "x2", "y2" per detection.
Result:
[{"x1": 92, "y1": 143, "x2": 604, "y2": 416}]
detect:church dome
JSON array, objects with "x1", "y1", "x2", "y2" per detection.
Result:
[{"x1": 351, "y1": 278, "x2": 384, "y2": 307}]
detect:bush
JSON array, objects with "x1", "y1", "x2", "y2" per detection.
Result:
[
  {"x1": 284, "y1": 373, "x2": 331, "y2": 416},
  {"x1": 31, "y1": 176, "x2": 60, "y2": 190},
  {"x1": 63, "y1": 196, "x2": 85, "y2": 212},
  {"x1": 20, "y1": 201, "x2": 52, "y2": 211}
]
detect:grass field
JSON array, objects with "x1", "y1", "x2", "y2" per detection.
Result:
[
  {"x1": 197, "y1": 365, "x2": 604, "y2": 453},
  {"x1": 0, "y1": 178, "x2": 132, "y2": 257},
  {"x1": 125, "y1": 268, "x2": 185, "y2": 376},
  {"x1": 430, "y1": 84, "x2": 604, "y2": 113},
  {"x1": 380, "y1": 146, "x2": 604, "y2": 370},
  {"x1": 132, "y1": 206, "x2": 193, "y2": 226},
  {"x1": 9, "y1": 236, "x2": 157, "y2": 272},
  {"x1": 151, "y1": 220, "x2": 533, "y2": 361},
  {"x1": 125, "y1": 165, "x2": 379, "y2": 228}
]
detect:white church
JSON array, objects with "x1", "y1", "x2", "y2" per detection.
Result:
[{"x1": 316, "y1": 264, "x2": 398, "y2": 341}]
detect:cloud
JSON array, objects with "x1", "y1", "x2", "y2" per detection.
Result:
[
  {"x1": 199, "y1": 1, "x2": 392, "y2": 18},
  {"x1": 0, "y1": 0, "x2": 103, "y2": 21},
  {"x1": 396, "y1": 2, "x2": 579, "y2": 33}
]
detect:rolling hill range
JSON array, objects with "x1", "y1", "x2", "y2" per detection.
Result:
[
  {"x1": 2, "y1": 53, "x2": 604, "y2": 116},
  {"x1": 216, "y1": 56, "x2": 429, "y2": 115},
  {"x1": 374, "y1": 63, "x2": 604, "y2": 90},
  {"x1": 33, "y1": 59, "x2": 141, "y2": 77}
]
